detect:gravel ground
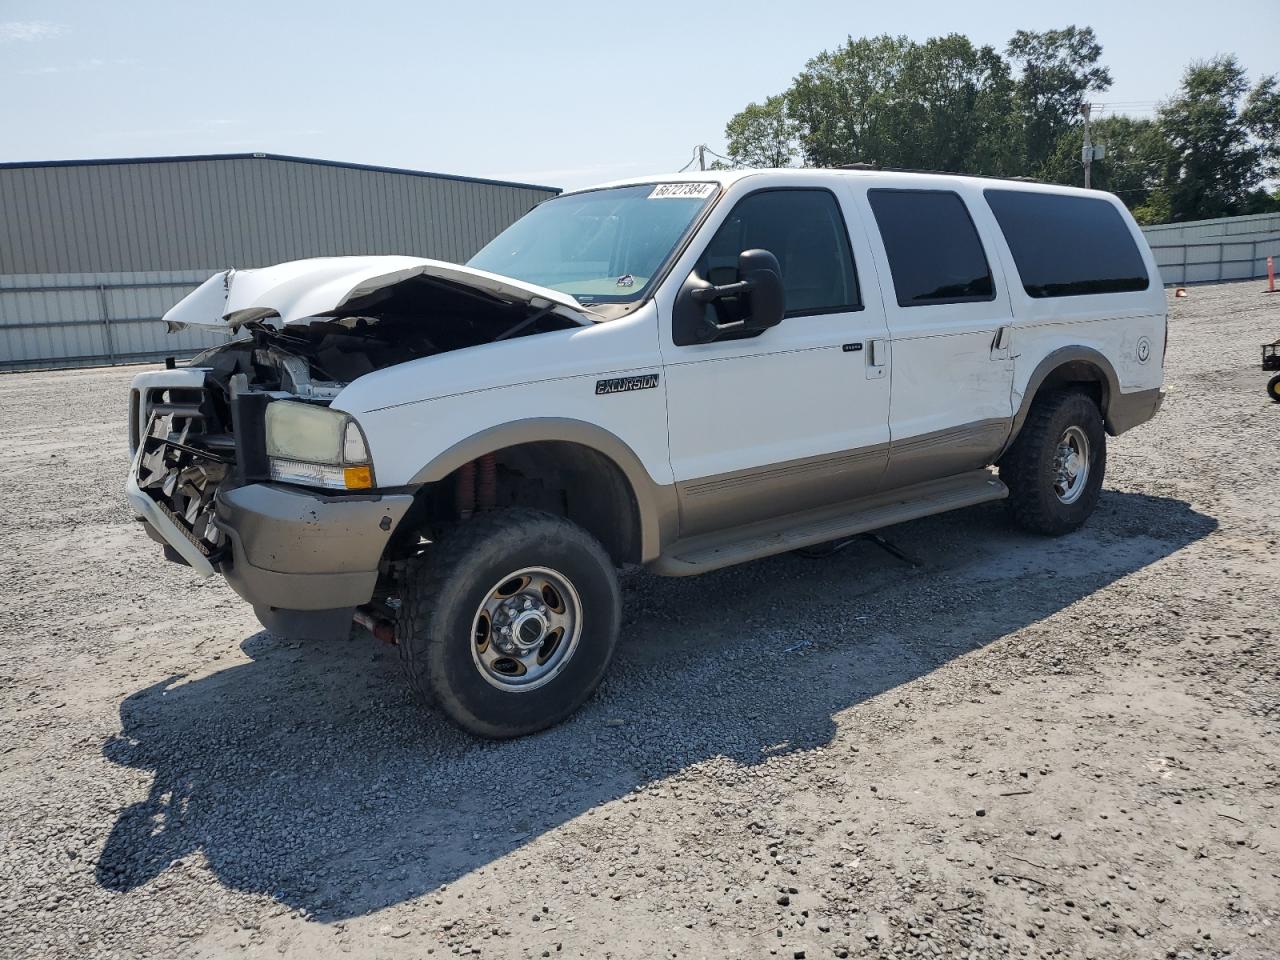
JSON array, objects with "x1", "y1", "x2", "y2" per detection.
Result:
[{"x1": 1, "y1": 280, "x2": 1278, "y2": 960}]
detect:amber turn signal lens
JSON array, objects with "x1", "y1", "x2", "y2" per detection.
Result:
[{"x1": 343, "y1": 465, "x2": 373, "y2": 489}]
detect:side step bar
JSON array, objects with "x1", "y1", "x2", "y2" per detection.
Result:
[{"x1": 651, "y1": 469, "x2": 1008, "y2": 576}]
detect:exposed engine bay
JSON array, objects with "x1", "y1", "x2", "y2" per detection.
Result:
[{"x1": 130, "y1": 273, "x2": 581, "y2": 563}]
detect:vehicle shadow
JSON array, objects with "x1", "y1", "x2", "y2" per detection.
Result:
[{"x1": 95, "y1": 489, "x2": 1215, "y2": 921}]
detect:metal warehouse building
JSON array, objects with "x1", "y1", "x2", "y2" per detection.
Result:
[{"x1": 0, "y1": 153, "x2": 558, "y2": 371}]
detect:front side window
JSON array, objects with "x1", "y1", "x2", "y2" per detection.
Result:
[
  {"x1": 467, "y1": 183, "x2": 718, "y2": 305},
  {"x1": 984, "y1": 189, "x2": 1150, "y2": 298},
  {"x1": 868, "y1": 189, "x2": 995, "y2": 307},
  {"x1": 696, "y1": 189, "x2": 861, "y2": 316}
]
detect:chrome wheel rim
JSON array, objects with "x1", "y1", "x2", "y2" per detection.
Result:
[
  {"x1": 470, "y1": 566, "x2": 582, "y2": 692},
  {"x1": 1053, "y1": 425, "x2": 1091, "y2": 505}
]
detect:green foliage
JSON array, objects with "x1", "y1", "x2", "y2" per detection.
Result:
[
  {"x1": 1154, "y1": 56, "x2": 1280, "y2": 220},
  {"x1": 1041, "y1": 115, "x2": 1168, "y2": 203},
  {"x1": 1006, "y1": 26, "x2": 1111, "y2": 175},
  {"x1": 779, "y1": 33, "x2": 1020, "y2": 174},
  {"x1": 724, "y1": 95, "x2": 798, "y2": 168},
  {"x1": 1159, "y1": 56, "x2": 1265, "y2": 219},
  {"x1": 717, "y1": 29, "x2": 1280, "y2": 224}
]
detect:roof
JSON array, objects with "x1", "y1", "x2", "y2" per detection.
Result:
[
  {"x1": 0, "y1": 152, "x2": 561, "y2": 194},
  {"x1": 585, "y1": 166, "x2": 1104, "y2": 200}
]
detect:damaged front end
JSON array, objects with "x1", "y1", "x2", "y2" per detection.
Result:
[{"x1": 126, "y1": 256, "x2": 591, "y2": 615}]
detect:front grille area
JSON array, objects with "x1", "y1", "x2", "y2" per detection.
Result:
[{"x1": 134, "y1": 382, "x2": 235, "y2": 558}]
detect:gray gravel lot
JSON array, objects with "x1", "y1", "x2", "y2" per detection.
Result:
[{"x1": 1, "y1": 280, "x2": 1278, "y2": 960}]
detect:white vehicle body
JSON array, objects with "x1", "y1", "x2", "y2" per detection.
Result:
[{"x1": 127, "y1": 167, "x2": 1165, "y2": 678}]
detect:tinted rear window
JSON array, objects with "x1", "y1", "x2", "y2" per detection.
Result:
[
  {"x1": 868, "y1": 190, "x2": 995, "y2": 307},
  {"x1": 984, "y1": 190, "x2": 1149, "y2": 298}
]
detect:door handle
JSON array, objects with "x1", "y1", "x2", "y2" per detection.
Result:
[
  {"x1": 991, "y1": 326, "x2": 1012, "y2": 356},
  {"x1": 866, "y1": 338, "x2": 888, "y2": 379}
]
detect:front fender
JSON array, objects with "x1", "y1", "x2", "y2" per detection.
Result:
[{"x1": 408, "y1": 418, "x2": 678, "y2": 563}]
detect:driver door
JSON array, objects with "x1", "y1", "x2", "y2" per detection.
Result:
[{"x1": 660, "y1": 185, "x2": 892, "y2": 539}]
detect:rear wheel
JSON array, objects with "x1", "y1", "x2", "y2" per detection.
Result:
[
  {"x1": 999, "y1": 389, "x2": 1106, "y2": 535},
  {"x1": 397, "y1": 508, "x2": 620, "y2": 739},
  {"x1": 1268, "y1": 373, "x2": 1280, "y2": 403}
]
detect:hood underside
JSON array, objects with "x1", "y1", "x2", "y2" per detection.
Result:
[{"x1": 163, "y1": 256, "x2": 599, "y2": 330}]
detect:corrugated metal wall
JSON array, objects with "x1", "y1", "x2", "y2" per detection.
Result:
[
  {"x1": 1141, "y1": 212, "x2": 1280, "y2": 286},
  {"x1": 0, "y1": 271, "x2": 236, "y2": 370},
  {"x1": 0, "y1": 154, "x2": 558, "y2": 371}
]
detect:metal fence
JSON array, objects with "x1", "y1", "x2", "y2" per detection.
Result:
[
  {"x1": 1141, "y1": 212, "x2": 1280, "y2": 286},
  {"x1": 0, "y1": 271, "x2": 231, "y2": 372},
  {"x1": 1144, "y1": 234, "x2": 1280, "y2": 286}
]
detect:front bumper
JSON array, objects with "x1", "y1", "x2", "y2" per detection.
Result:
[{"x1": 212, "y1": 482, "x2": 414, "y2": 614}]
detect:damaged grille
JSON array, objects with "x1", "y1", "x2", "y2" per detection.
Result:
[{"x1": 134, "y1": 384, "x2": 233, "y2": 558}]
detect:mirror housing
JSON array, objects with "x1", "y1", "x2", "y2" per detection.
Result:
[{"x1": 673, "y1": 248, "x2": 786, "y2": 346}]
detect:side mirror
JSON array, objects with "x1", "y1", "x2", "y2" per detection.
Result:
[{"x1": 673, "y1": 249, "x2": 786, "y2": 346}]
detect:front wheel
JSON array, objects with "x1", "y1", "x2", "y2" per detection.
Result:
[
  {"x1": 999, "y1": 389, "x2": 1106, "y2": 536},
  {"x1": 1268, "y1": 373, "x2": 1280, "y2": 403},
  {"x1": 396, "y1": 509, "x2": 621, "y2": 739}
]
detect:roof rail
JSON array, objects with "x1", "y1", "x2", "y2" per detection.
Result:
[{"x1": 834, "y1": 163, "x2": 1047, "y2": 185}]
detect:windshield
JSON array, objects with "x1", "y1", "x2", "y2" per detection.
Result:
[{"x1": 467, "y1": 183, "x2": 719, "y2": 305}]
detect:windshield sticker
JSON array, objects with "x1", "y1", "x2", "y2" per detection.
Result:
[
  {"x1": 648, "y1": 182, "x2": 717, "y2": 200},
  {"x1": 615, "y1": 274, "x2": 635, "y2": 288}
]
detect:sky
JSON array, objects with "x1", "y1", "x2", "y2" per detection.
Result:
[{"x1": 1, "y1": 0, "x2": 1276, "y2": 191}]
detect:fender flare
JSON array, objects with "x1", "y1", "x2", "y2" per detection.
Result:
[
  {"x1": 408, "y1": 418, "x2": 678, "y2": 563},
  {"x1": 1003, "y1": 347, "x2": 1122, "y2": 457}
]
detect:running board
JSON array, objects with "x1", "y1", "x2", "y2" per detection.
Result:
[{"x1": 651, "y1": 470, "x2": 1008, "y2": 576}]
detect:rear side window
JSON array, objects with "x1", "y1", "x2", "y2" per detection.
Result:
[
  {"x1": 984, "y1": 190, "x2": 1150, "y2": 298},
  {"x1": 868, "y1": 189, "x2": 995, "y2": 307},
  {"x1": 697, "y1": 188, "x2": 861, "y2": 316}
]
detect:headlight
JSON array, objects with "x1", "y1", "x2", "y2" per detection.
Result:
[{"x1": 265, "y1": 401, "x2": 374, "y2": 490}]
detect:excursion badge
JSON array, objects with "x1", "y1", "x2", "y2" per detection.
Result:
[{"x1": 596, "y1": 374, "x2": 660, "y2": 395}]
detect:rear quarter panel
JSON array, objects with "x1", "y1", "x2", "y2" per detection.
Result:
[{"x1": 978, "y1": 187, "x2": 1167, "y2": 410}]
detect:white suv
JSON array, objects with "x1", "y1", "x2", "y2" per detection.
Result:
[{"x1": 126, "y1": 169, "x2": 1166, "y2": 737}]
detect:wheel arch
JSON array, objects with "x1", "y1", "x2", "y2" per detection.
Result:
[
  {"x1": 1006, "y1": 347, "x2": 1122, "y2": 453},
  {"x1": 407, "y1": 418, "x2": 678, "y2": 564}
]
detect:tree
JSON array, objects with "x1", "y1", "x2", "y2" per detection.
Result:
[
  {"x1": 1158, "y1": 56, "x2": 1279, "y2": 220},
  {"x1": 1041, "y1": 115, "x2": 1172, "y2": 221},
  {"x1": 785, "y1": 34, "x2": 912, "y2": 168},
  {"x1": 1240, "y1": 72, "x2": 1280, "y2": 180},
  {"x1": 1007, "y1": 26, "x2": 1112, "y2": 174},
  {"x1": 781, "y1": 33, "x2": 1019, "y2": 174},
  {"x1": 723, "y1": 95, "x2": 799, "y2": 168}
]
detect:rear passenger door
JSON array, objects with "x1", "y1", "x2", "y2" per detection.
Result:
[{"x1": 858, "y1": 185, "x2": 1015, "y2": 489}]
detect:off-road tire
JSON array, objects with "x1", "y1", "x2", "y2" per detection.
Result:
[
  {"x1": 1268, "y1": 373, "x2": 1280, "y2": 403},
  {"x1": 396, "y1": 508, "x2": 621, "y2": 739},
  {"x1": 999, "y1": 389, "x2": 1106, "y2": 536}
]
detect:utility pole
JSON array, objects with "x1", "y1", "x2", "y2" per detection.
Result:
[
  {"x1": 697, "y1": 144, "x2": 706, "y2": 171},
  {"x1": 1080, "y1": 101, "x2": 1093, "y2": 189}
]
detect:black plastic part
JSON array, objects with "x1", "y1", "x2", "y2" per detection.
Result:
[
  {"x1": 254, "y1": 605, "x2": 355, "y2": 642},
  {"x1": 164, "y1": 356, "x2": 176, "y2": 370},
  {"x1": 672, "y1": 248, "x2": 786, "y2": 346},
  {"x1": 230, "y1": 392, "x2": 271, "y2": 484}
]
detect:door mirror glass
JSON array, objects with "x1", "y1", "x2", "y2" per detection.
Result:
[{"x1": 673, "y1": 248, "x2": 786, "y2": 346}]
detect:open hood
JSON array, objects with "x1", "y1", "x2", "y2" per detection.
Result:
[{"x1": 163, "y1": 255, "x2": 601, "y2": 330}]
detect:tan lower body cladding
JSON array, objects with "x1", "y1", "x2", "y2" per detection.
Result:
[{"x1": 674, "y1": 418, "x2": 1011, "y2": 540}]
